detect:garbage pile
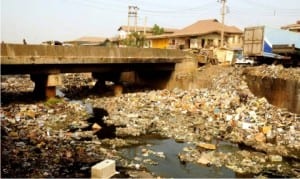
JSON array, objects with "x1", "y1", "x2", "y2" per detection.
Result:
[
  {"x1": 1, "y1": 65, "x2": 300, "y2": 177},
  {"x1": 244, "y1": 64, "x2": 300, "y2": 81},
  {"x1": 86, "y1": 65, "x2": 300, "y2": 176},
  {"x1": 0, "y1": 97, "x2": 122, "y2": 177}
]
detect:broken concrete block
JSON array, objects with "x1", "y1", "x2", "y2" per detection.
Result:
[{"x1": 91, "y1": 159, "x2": 116, "y2": 179}]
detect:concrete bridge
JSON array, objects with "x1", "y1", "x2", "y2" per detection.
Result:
[{"x1": 1, "y1": 43, "x2": 199, "y2": 98}]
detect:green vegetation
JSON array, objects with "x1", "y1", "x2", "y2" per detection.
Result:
[
  {"x1": 44, "y1": 97, "x2": 64, "y2": 107},
  {"x1": 121, "y1": 32, "x2": 146, "y2": 47},
  {"x1": 152, "y1": 24, "x2": 164, "y2": 35}
]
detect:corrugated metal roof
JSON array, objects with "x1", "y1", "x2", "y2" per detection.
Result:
[{"x1": 264, "y1": 26, "x2": 300, "y2": 49}]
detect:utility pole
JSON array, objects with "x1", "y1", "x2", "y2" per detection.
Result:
[
  {"x1": 134, "y1": 6, "x2": 139, "y2": 32},
  {"x1": 128, "y1": 5, "x2": 139, "y2": 34},
  {"x1": 127, "y1": 6, "x2": 130, "y2": 34},
  {"x1": 144, "y1": 16, "x2": 147, "y2": 35},
  {"x1": 218, "y1": 0, "x2": 226, "y2": 48}
]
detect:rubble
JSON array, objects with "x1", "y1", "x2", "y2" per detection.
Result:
[
  {"x1": 244, "y1": 65, "x2": 300, "y2": 81},
  {"x1": 1, "y1": 65, "x2": 300, "y2": 177},
  {"x1": 84, "y1": 65, "x2": 299, "y2": 177}
]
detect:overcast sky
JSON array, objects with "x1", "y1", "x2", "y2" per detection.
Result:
[{"x1": 1, "y1": 0, "x2": 299, "y2": 44}]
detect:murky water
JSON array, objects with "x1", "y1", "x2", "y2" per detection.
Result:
[
  {"x1": 120, "y1": 138, "x2": 238, "y2": 178},
  {"x1": 60, "y1": 88, "x2": 241, "y2": 178},
  {"x1": 57, "y1": 86, "x2": 297, "y2": 178}
]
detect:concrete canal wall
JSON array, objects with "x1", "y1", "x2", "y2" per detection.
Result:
[{"x1": 245, "y1": 74, "x2": 300, "y2": 114}]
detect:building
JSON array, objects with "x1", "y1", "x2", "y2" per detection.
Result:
[
  {"x1": 147, "y1": 19, "x2": 243, "y2": 49},
  {"x1": 281, "y1": 21, "x2": 300, "y2": 33},
  {"x1": 118, "y1": 25, "x2": 178, "y2": 39},
  {"x1": 64, "y1": 36, "x2": 108, "y2": 46}
]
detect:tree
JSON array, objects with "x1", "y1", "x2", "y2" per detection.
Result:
[
  {"x1": 152, "y1": 24, "x2": 164, "y2": 35},
  {"x1": 120, "y1": 32, "x2": 145, "y2": 48},
  {"x1": 132, "y1": 32, "x2": 145, "y2": 47}
]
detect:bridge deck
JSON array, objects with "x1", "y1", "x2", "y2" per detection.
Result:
[{"x1": 1, "y1": 44, "x2": 187, "y2": 65}]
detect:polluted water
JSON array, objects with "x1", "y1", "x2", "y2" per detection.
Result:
[
  {"x1": 120, "y1": 138, "x2": 239, "y2": 178},
  {"x1": 1, "y1": 66, "x2": 300, "y2": 178}
]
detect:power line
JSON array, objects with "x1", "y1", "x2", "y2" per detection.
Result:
[
  {"x1": 68, "y1": 0, "x2": 300, "y2": 29},
  {"x1": 230, "y1": 7, "x2": 300, "y2": 17},
  {"x1": 69, "y1": 0, "x2": 219, "y2": 19},
  {"x1": 236, "y1": 0, "x2": 300, "y2": 15},
  {"x1": 71, "y1": 0, "x2": 126, "y2": 12},
  {"x1": 82, "y1": 0, "x2": 127, "y2": 9},
  {"x1": 140, "y1": 1, "x2": 216, "y2": 14}
]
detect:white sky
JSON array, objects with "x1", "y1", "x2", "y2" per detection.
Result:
[{"x1": 1, "y1": 0, "x2": 300, "y2": 44}]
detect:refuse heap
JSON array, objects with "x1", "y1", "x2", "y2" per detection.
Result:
[
  {"x1": 86, "y1": 65, "x2": 300, "y2": 177},
  {"x1": 244, "y1": 64, "x2": 300, "y2": 81},
  {"x1": 1, "y1": 65, "x2": 300, "y2": 177}
]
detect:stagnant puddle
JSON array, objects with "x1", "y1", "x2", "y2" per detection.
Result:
[{"x1": 120, "y1": 138, "x2": 239, "y2": 178}]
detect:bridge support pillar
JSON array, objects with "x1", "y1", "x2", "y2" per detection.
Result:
[
  {"x1": 31, "y1": 73, "x2": 62, "y2": 99},
  {"x1": 31, "y1": 74, "x2": 47, "y2": 99},
  {"x1": 166, "y1": 60, "x2": 198, "y2": 90},
  {"x1": 134, "y1": 59, "x2": 198, "y2": 90}
]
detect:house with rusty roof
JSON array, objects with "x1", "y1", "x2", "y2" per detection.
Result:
[
  {"x1": 63, "y1": 36, "x2": 120, "y2": 47},
  {"x1": 147, "y1": 19, "x2": 243, "y2": 49},
  {"x1": 64, "y1": 36, "x2": 109, "y2": 46},
  {"x1": 118, "y1": 25, "x2": 178, "y2": 39}
]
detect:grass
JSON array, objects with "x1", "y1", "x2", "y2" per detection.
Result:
[{"x1": 44, "y1": 97, "x2": 64, "y2": 107}]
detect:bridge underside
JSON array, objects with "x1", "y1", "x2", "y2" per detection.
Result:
[
  {"x1": 1, "y1": 63, "x2": 175, "y2": 74},
  {"x1": 2, "y1": 61, "x2": 197, "y2": 99}
]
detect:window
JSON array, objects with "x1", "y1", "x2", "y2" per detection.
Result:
[
  {"x1": 171, "y1": 39, "x2": 175, "y2": 45},
  {"x1": 207, "y1": 39, "x2": 213, "y2": 46}
]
